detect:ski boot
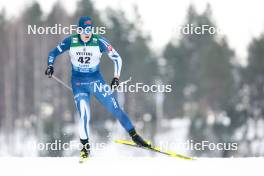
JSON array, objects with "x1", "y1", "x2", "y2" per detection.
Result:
[
  {"x1": 79, "y1": 139, "x2": 90, "y2": 163},
  {"x1": 129, "y1": 129, "x2": 151, "y2": 148}
]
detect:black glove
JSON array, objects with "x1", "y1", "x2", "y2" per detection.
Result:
[
  {"x1": 45, "y1": 65, "x2": 54, "y2": 78},
  {"x1": 129, "y1": 129, "x2": 151, "y2": 148},
  {"x1": 111, "y1": 77, "x2": 119, "y2": 90}
]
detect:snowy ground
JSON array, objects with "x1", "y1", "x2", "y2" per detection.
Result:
[{"x1": 0, "y1": 157, "x2": 263, "y2": 176}]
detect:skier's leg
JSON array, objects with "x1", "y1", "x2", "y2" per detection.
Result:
[
  {"x1": 74, "y1": 93, "x2": 91, "y2": 142},
  {"x1": 91, "y1": 74, "x2": 151, "y2": 147},
  {"x1": 74, "y1": 92, "x2": 91, "y2": 160},
  {"x1": 91, "y1": 76, "x2": 134, "y2": 132},
  {"x1": 93, "y1": 79, "x2": 150, "y2": 147},
  {"x1": 96, "y1": 92, "x2": 134, "y2": 132},
  {"x1": 72, "y1": 79, "x2": 91, "y2": 159}
]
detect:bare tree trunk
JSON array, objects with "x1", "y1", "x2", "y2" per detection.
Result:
[
  {"x1": 17, "y1": 21, "x2": 25, "y2": 121},
  {"x1": 4, "y1": 23, "x2": 18, "y2": 155}
]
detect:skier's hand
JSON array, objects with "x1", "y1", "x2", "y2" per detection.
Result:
[
  {"x1": 111, "y1": 77, "x2": 119, "y2": 90},
  {"x1": 45, "y1": 65, "x2": 54, "y2": 78}
]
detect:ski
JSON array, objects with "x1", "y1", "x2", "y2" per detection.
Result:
[
  {"x1": 114, "y1": 139, "x2": 194, "y2": 160},
  {"x1": 79, "y1": 157, "x2": 89, "y2": 164}
]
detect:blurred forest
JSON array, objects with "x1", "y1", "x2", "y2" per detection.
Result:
[{"x1": 0, "y1": 0, "x2": 264, "y2": 157}]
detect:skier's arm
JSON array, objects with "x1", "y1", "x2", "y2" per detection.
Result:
[
  {"x1": 47, "y1": 36, "x2": 71, "y2": 66},
  {"x1": 98, "y1": 36, "x2": 122, "y2": 78}
]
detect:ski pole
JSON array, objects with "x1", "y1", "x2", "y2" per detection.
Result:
[
  {"x1": 120, "y1": 77, "x2": 132, "y2": 85},
  {"x1": 52, "y1": 75, "x2": 72, "y2": 91}
]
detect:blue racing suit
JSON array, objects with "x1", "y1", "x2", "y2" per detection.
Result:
[{"x1": 47, "y1": 34, "x2": 134, "y2": 140}]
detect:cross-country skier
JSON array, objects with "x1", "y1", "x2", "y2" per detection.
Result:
[{"x1": 45, "y1": 16, "x2": 150, "y2": 161}]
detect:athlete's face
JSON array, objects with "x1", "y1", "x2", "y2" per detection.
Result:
[
  {"x1": 79, "y1": 27, "x2": 92, "y2": 43},
  {"x1": 80, "y1": 32, "x2": 92, "y2": 43}
]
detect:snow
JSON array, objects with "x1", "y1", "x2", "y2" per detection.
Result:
[{"x1": 0, "y1": 157, "x2": 263, "y2": 176}]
